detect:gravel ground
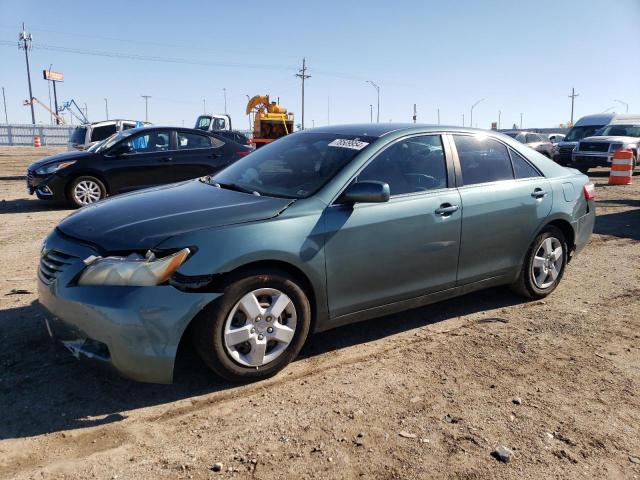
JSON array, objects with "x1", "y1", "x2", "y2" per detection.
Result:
[{"x1": 0, "y1": 147, "x2": 639, "y2": 480}]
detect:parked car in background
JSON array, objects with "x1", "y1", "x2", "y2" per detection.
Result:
[
  {"x1": 548, "y1": 133, "x2": 565, "y2": 144},
  {"x1": 38, "y1": 124, "x2": 595, "y2": 383},
  {"x1": 29, "y1": 127, "x2": 252, "y2": 207},
  {"x1": 571, "y1": 114, "x2": 640, "y2": 173},
  {"x1": 210, "y1": 129, "x2": 254, "y2": 148},
  {"x1": 67, "y1": 120, "x2": 151, "y2": 151},
  {"x1": 503, "y1": 131, "x2": 554, "y2": 158},
  {"x1": 194, "y1": 114, "x2": 233, "y2": 132},
  {"x1": 553, "y1": 113, "x2": 616, "y2": 165}
]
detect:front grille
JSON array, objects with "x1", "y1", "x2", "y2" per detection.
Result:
[
  {"x1": 578, "y1": 142, "x2": 609, "y2": 153},
  {"x1": 573, "y1": 155, "x2": 609, "y2": 165},
  {"x1": 39, "y1": 249, "x2": 79, "y2": 285},
  {"x1": 559, "y1": 146, "x2": 575, "y2": 154}
]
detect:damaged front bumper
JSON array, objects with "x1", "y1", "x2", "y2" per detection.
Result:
[{"x1": 38, "y1": 229, "x2": 220, "y2": 384}]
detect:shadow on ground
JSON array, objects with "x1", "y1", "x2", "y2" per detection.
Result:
[
  {"x1": 0, "y1": 197, "x2": 69, "y2": 214},
  {"x1": 0, "y1": 286, "x2": 525, "y2": 440}
]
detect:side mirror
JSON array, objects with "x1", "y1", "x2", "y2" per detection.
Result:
[
  {"x1": 111, "y1": 144, "x2": 134, "y2": 156},
  {"x1": 341, "y1": 181, "x2": 390, "y2": 204}
]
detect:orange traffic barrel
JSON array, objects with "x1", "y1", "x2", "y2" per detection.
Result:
[
  {"x1": 33, "y1": 135, "x2": 42, "y2": 148},
  {"x1": 608, "y1": 149, "x2": 634, "y2": 185}
]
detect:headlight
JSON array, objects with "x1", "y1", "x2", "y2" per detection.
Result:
[
  {"x1": 609, "y1": 144, "x2": 623, "y2": 153},
  {"x1": 78, "y1": 248, "x2": 190, "y2": 286},
  {"x1": 35, "y1": 160, "x2": 76, "y2": 175}
]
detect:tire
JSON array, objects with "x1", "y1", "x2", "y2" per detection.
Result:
[
  {"x1": 510, "y1": 226, "x2": 568, "y2": 299},
  {"x1": 193, "y1": 269, "x2": 311, "y2": 382},
  {"x1": 68, "y1": 175, "x2": 107, "y2": 208}
]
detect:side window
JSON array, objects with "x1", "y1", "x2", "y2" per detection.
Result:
[
  {"x1": 121, "y1": 122, "x2": 137, "y2": 131},
  {"x1": 177, "y1": 132, "x2": 212, "y2": 150},
  {"x1": 526, "y1": 133, "x2": 540, "y2": 143},
  {"x1": 453, "y1": 135, "x2": 514, "y2": 186},
  {"x1": 123, "y1": 131, "x2": 171, "y2": 153},
  {"x1": 91, "y1": 124, "x2": 117, "y2": 142},
  {"x1": 357, "y1": 135, "x2": 447, "y2": 195},
  {"x1": 510, "y1": 148, "x2": 542, "y2": 179},
  {"x1": 212, "y1": 118, "x2": 226, "y2": 130}
]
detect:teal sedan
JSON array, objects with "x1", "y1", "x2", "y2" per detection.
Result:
[{"x1": 38, "y1": 124, "x2": 595, "y2": 383}]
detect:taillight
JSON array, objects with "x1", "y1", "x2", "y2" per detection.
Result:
[
  {"x1": 237, "y1": 150, "x2": 250, "y2": 157},
  {"x1": 583, "y1": 183, "x2": 595, "y2": 200}
]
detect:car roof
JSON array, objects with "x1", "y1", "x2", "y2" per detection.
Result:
[
  {"x1": 119, "y1": 126, "x2": 219, "y2": 135},
  {"x1": 302, "y1": 123, "x2": 485, "y2": 137},
  {"x1": 608, "y1": 114, "x2": 640, "y2": 125},
  {"x1": 573, "y1": 113, "x2": 615, "y2": 126}
]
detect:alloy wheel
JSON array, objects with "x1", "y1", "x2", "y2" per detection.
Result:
[
  {"x1": 73, "y1": 180, "x2": 102, "y2": 205},
  {"x1": 531, "y1": 237, "x2": 563, "y2": 289},
  {"x1": 223, "y1": 288, "x2": 297, "y2": 367}
]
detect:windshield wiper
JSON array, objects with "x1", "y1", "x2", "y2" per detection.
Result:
[{"x1": 206, "y1": 178, "x2": 261, "y2": 196}]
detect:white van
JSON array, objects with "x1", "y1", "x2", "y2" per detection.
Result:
[
  {"x1": 553, "y1": 113, "x2": 615, "y2": 165},
  {"x1": 67, "y1": 119, "x2": 151, "y2": 151}
]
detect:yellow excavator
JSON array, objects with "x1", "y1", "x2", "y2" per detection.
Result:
[{"x1": 246, "y1": 95, "x2": 294, "y2": 148}]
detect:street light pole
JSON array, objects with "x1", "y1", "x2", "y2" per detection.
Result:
[
  {"x1": 614, "y1": 99, "x2": 629, "y2": 113},
  {"x1": 498, "y1": 110, "x2": 501, "y2": 129},
  {"x1": 19, "y1": 23, "x2": 35, "y2": 124},
  {"x1": 366, "y1": 81, "x2": 380, "y2": 123},
  {"x1": 470, "y1": 98, "x2": 485, "y2": 129},
  {"x1": 104, "y1": 98, "x2": 109, "y2": 119},
  {"x1": 2, "y1": 87, "x2": 8, "y2": 124},
  {"x1": 370, "y1": 104, "x2": 373, "y2": 123},
  {"x1": 141, "y1": 95, "x2": 151, "y2": 122},
  {"x1": 520, "y1": 112, "x2": 523, "y2": 129},
  {"x1": 223, "y1": 88, "x2": 227, "y2": 114},
  {"x1": 437, "y1": 108, "x2": 440, "y2": 125},
  {"x1": 203, "y1": 98, "x2": 206, "y2": 114}
]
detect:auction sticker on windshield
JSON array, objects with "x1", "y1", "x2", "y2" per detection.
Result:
[{"x1": 328, "y1": 138, "x2": 369, "y2": 150}]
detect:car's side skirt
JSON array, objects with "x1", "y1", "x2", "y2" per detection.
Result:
[{"x1": 319, "y1": 274, "x2": 512, "y2": 332}]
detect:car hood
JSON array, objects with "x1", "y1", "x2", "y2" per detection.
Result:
[
  {"x1": 28, "y1": 150, "x2": 94, "y2": 170},
  {"x1": 57, "y1": 180, "x2": 294, "y2": 251},
  {"x1": 580, "y1": 135, "x2": 639, "y2": 143}
]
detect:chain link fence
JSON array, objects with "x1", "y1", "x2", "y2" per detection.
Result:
[{"x1": 0, "y1": 124, "x2": 75, "y2": 146}]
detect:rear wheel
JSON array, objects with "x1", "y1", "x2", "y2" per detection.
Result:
[
  {"x1": 510, "y1": 226, "x2": 567, "y2": 299},
  {"x1": 68, "y1": 176, "x2": 106, "y2": 207},
  {"x1": 193, "y1": 269, "x2": 311, "y2": 382}
]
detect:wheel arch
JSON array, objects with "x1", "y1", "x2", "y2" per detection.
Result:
[{"x1": 543, "y1": 218, "x2": 576, "y2": 255}]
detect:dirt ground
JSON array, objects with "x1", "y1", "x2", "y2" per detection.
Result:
[{"x1": 0, "y1": 146, "x2": 638, "y2": 480}]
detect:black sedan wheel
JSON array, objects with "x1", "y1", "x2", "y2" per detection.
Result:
[
  {"x1": 510, "y1": 226, "x2": 567, "y2": 299},
  {"x1": 69, "y1": 176, "x2": 106, "y2": 207},
  {"x1": 193, "y1": 269, "x2": 311, "y2": 382}
]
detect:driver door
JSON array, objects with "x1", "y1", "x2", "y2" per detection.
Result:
[{"x1": 323, "y1": 134, "x2": 462, "y2": 318}]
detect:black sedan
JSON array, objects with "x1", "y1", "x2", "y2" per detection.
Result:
[{"x1": 27, "y1": 127, "x2": 252, "y2": 207}]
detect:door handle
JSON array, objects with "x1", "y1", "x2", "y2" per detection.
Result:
[
  {"x1": 160, "y1": 156, "x2": 173, "y2": 162},
  {"x1": 531, "y1": 188, "x2": 548, "y2": 199},
  {"x1": 435, "y1": 203, "x2": 460, "y2": 216}
]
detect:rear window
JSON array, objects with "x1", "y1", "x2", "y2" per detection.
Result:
[
  {"x1": 178, "y1": 132, "x2": 212, "y2": 149},
  {"x1": 91, "y1": 124, "x2": 117, "y2": 142},
  {"x1": 69, "y1": 127, "x2": 87, "y2": 144}
]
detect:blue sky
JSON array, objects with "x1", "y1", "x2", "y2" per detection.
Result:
[{"x1": 1, "y1": 0, "x2": 639, "y2": 130}]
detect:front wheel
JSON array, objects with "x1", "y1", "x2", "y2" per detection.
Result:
[
  {"x1": 68, "y1": 176, "x2": 106, "y2": 207},
  {"x1": 193, "y1": 269, "x2": 311, "y2": 382},
  {"x1": 510, "y1": 226, "x2": 567, "y2": 299}
]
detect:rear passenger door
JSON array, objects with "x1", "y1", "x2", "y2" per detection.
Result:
[
  {"x1": 450, "y1": 134, "x2": 552, "y2": 285},
  {"x1": 170, "y1": 131, "x2": 227, "y2": 180}
]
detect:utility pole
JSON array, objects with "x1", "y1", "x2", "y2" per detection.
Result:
[
  {"x1": 223, "y1": 88, "x2": 227, "y2": 114},
  {"x1": 520, "y1": 112, "x2": 523, "y2": 129},
  {"x1": 203, "y1": 98, "x2": 206, "y2": 114},
  {"x1": 470, "y1": 98, "x2": 484, "y2": 130},
  {"x1": 84, "y1": 102, "x2": 88, "y2": 120},
  {"x1": 614, "y1": 99, "x2": 629, "y2": 113},
  {"x1": 462, "y1": 113, "x2": 465, "y2": 127},
  {"x1": 104, "y1": 98, "x2": 109, "y2": 119},
  {"x1": 366, "y1": 80, "x2": 380, "y2": 123},
  {"x1": 19, "y1": 23, "x2": 35, "y2": 124},
  {"x1": 295, "y1": 57, "x2": 311, "y2": 129},
  {"x1": 141, "y1": 95, "x2": 151, "y2": 122},
  {"x1": 370, "y1": 104, "x2": 373, "y2": 123},
  {"x1": 437, "y1": 108, "x2": 440, "y2": 125},
  {"x1": 2, "y1": 87, "x2": 8, "y2": 124},
  {"x1": 498, "y1": 110, "x2": 501, "y2": 129},
  {"x1": 413, "y1": 104, "x2": 417, "y2": 123},
  {"x1": 246, "y1": 94, "x2": 252, "y2": 131},
  {"x1": 568, "y1": 87, "x2": 579, "y2": 126},
  {"x1": 312, "y1": 119, "x2": 315, "y2": 128}
]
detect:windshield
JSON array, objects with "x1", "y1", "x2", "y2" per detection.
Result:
[
  {"x1": 596, "y1": 124, "x2": 640, "y2": 138},
  {"x1": 69, "y1": 127, "x2": 87, "y2": 144},
  {"x1": 565, "y1": 125, "x2": 605, "y2": 142},
  {"x1": 211, "y1": 132, "x2": 377, "y2": 198},
  {"x1": 195, "y1": 116, "x2": 212, "y2": 131},
  {"x1": 94, "y1": 130, "x2": 135, "y2": 153}
]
